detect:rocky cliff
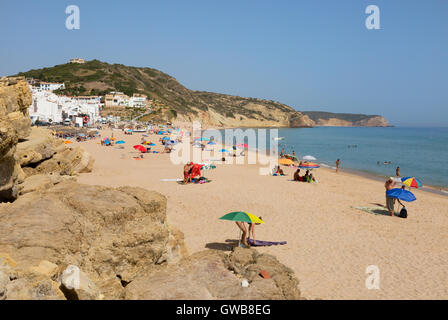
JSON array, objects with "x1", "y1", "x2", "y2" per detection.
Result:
[
  {"x1": 0, "y1": 77, "x2": 94, "y2": 202},
  {"x1": 302, "y1": 111, "x2": 390, "y2": 127},
  {"x1": 0, "y1": 77, "x2": 32, "y2": 201}
]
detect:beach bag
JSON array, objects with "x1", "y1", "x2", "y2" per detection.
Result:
[{"x1": 399, "y1": 207, "x2": 408, "y2": 219}]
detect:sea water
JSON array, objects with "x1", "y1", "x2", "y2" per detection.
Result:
[{"x1": 217, "y1": 127, "x2": 448, "y2": 188}]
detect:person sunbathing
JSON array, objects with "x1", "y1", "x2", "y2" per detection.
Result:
[
  {"x1": 293, "y1": 169, "x2": 301, "y2": 181},
  {"x1": 183, "y1": 162, "x2": 193, "y2": 184}
]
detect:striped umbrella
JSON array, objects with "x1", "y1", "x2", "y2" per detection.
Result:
[
  {"x1": 299, "y1": 162, "x2": 320, "y2": 169},
  {"x1": 401, "y1": 177, "x2": 423, "y2": 189}
]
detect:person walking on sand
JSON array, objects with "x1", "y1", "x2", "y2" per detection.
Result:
[
  {"x1": 385, "y1": 177, "x2": 396, "y2": 216},
  {"x1": 336, "y1": 159, "x2": 341, "y2": 173}
]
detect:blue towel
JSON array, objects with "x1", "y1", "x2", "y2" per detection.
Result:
[{"x1": 247, "y1": 239, "x2": 287, "y2": 247}]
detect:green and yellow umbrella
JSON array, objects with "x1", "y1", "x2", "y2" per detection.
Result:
[{"x1": 219, "y1": 211, "x2": 264, "y2": 224}]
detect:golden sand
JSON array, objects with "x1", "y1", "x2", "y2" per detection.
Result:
[{"x1": 74, "y1": 129, "x2": 448, "y2": 299}]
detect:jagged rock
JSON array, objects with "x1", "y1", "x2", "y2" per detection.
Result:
[
  {"x1": 4, "y1": 273, "x2": 65, "y2": 300},
  {"x1": 0, "y1": 78, "x2": 32, "y2": 202},
  {"x1": 15, "y1": 128, "x2": 57, "y2": 166},
  {"x1": 18, "y1": 174, "x2": 54, "y2": 195},
  {"x1": 0, "y1": 181, "x2": 188, "y2": 299},
  {"x1": 0, "y1": 77, "x2": 32, "y2": 140},
  {"x1": 125, "y1": 249, "x2": 301, "y2": 300},
  {"x1": 59, "y1": 265, "x2": 101, "y2": 300},
  {"x1": 28, "y1": 260, "x2": 59, "y2": 279}
]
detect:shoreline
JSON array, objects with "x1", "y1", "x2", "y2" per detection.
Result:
[{"x1": 70, "y1": 126, "x2": 448, "y2": 299}]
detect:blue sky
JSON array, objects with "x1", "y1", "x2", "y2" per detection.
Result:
[{"x1": 0, "y1": 0, "x2": 447, "y2": 126}]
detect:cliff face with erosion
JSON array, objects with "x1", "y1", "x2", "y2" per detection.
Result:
[
  {"x1": 0, "y1": 77, "x2": 95, "y2": 202},
  {"x1": 302, "y1": 111, "x2": 390, "y2": 127},
  {"x1": 0, "y1": 77, "x2": 32, "y2": 201}
]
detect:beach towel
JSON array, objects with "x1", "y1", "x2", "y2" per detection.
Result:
[{"x1": 247, "y1": 239, "x2": 287, "y2": 247}]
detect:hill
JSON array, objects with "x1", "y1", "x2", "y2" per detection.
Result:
[
  {"x1": 302, "y1": 111, "x2": 390, "y2": 127},
  {"x1": 15, "y1": 60, "x2": 314, "y2": 128}
]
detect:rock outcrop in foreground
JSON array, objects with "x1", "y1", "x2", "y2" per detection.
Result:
[
  {"x1": 0, "y1": 182, "x2": 302, "y2": 300},
  {"x1": 0, "y1": 77, "x2": 32, "y2": 201},
  {"x1": 0, "y1": 77, "x2": 94, "y2": 202}
]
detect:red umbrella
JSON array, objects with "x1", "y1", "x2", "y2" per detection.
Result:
[{"x1": 133, "y1": 145, "x2": 147, "y2": 153}]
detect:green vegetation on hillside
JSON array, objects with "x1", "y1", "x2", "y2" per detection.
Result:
[{"x1": 15, "y1": 60, "x2": 298, "y2": 122}]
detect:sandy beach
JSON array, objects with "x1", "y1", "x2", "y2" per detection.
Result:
[{"x1": 74, "y1": 128, "x2": 448, "y2": 300}]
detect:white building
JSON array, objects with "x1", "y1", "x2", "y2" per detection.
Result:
[
  {"x1": 130, "y1": 94, "x2": 147, "y2": 108},
  {"x1": 69, "y1": 58, "x2": 86, "y2": 64},
  {"x1": 104, "y1": 92, "x2": 130, "y2": 107},
  {"x1": 39, "y1": 82, "x2": 65, "y2": 91},
  {"x1": 29, "y1": 87, "x2": 101, "y2": 126}
]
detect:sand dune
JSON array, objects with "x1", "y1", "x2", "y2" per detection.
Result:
[{"x1": 75, "y1": 129, "x2": 448, "y2": 300}]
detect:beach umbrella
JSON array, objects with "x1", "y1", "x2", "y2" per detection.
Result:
[
  {"x1": 302, "y1": 155, "x2": 316, "y2": 161},
  {"x1": 110, "y1": 138, "x2": 117, "y2": 141},
  {"x1": 219, "y1": 211, "x2": 265, "y2": 224},
  {"x1": 237, "y1": 143, "x2": 249, "y2": 148},
  {"x1": 219, "y1": 149, "x2": 230, "y2": 153},
  {"x1": 219, "y1": 211, "x2": 265, "y2": 247},
  {"x1": 78, "y1": 133, "x2": 86, "y2": 137},
  {"x1": 401, "y1": 177, "x2": 423, "y2": 189},
  {"x1": 115, "y1": 140, "x2": 125, "y2": 144},
  {"x1": 208, "y1": 141, "x2": 217, "y2": 145},
  {"x1": 64, "y1": 141, "x2": 73, "y2": 144},
  {"x1": 386, "y1": 188, "x2": 417, "y2": 202},
  {"x1": 162, "y1": 136, "x2": 170, "y2": 140},
  {"x1": 149, "y1": 143, "x2": 156, "y2": 146},
  {"x1": 133, "y1": 145, "x2": 147, "y2": 153},
  {"x1": 279, "y1": 158, "x2": 295, "y2": 166},
  {"x1": 299, "y1": 162, "x2": 320, "y2": 169}
]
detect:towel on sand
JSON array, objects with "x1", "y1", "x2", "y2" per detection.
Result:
[{"x1": 247, "y1": 239, "x2": 287, "y2": 247}]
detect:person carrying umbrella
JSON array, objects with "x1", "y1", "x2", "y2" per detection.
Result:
[{"x1": 385, "y1": 177, "x2": 405, "y2": 216}]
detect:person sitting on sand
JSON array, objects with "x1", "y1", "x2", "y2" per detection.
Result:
[
  {"x1": 183, "y1": 162, "x2": 193, "y2": 184},
  {"x1": 293, "y1": 169, "x2": 301, "y2": 181},
  {"x1": 303, "y1": 170, "x2": 310, "y2": 182},
  {"x1": 275, "y1": 166, "x2": 285, "y2": 176}
]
